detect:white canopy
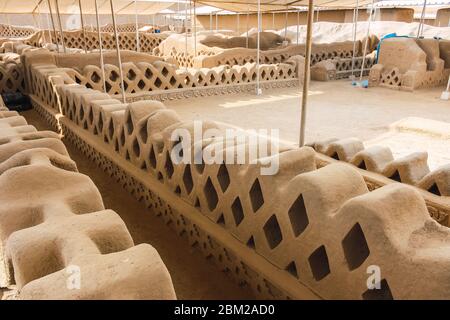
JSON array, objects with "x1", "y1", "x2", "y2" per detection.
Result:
[{"x1": 0, "y1": 0, "x2": 182, "y2": 15}]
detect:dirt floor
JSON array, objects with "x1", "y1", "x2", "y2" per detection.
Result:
[
  {"x1": 165, "y1": 80, "x2": 450, "y2": 169},
  {"x1": 21, "y1": 109, "x2": 256, "y2": 300}
]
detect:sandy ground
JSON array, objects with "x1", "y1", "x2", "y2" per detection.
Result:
[
  {"x1": 20, "y1": 110, "x2": 256, "y2": 300},
  {"x1": 165, "y1": 80, "x2": 450, "y2": 170}
]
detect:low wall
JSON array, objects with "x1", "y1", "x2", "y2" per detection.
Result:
[
  {"x1": 0, "y1": 105, "x2": 176, "y2": 299},
  {"x1": 26, "y1": 51, "x2": 450, "y2": 299}
]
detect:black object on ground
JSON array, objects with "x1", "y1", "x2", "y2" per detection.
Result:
[{"x1": 1, "y1": 92, "x2": 32, "y2": 111}]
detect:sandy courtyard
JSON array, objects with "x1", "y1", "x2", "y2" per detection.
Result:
[{"x1": 165, "y1": 80, "x2": 450, "y2": 169}]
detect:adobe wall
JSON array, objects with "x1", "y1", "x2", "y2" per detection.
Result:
[
  {"x1": 196, "y1": 8, "x2": 415, "y2": 33},
  {"x1": 0, "y1": 99, "x2": 176, "y2": 299},
  {"x1": 369, "y1": 37, "x2": 450, "y2": 91},
  {"x1": 24, "y1": 54, "x2": 450, "y2": 299}
]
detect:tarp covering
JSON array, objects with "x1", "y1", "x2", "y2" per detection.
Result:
[{"x1": 0, "y1": 0, "x2": 177, "y2": 15}]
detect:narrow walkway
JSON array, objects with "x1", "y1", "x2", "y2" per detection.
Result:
[{"x1": 22, "y1": 109, "x2": 256, "y2": 300}]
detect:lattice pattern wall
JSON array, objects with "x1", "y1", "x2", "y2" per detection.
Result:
[
  {"x1": 0, "y1": 109, "x2": 175, "y2": 299},
  {"x1": 28, "y1": 69, "x2": 450, "y2": 299},
  {"x1": 0, "y1": 53, "x2": 25, "y2": 93},
  {"x1": 369, "y1": 38, "x2": 450, "y2": 91},
  {"x1": 155, "y1": 41, "x2": 359, "y2": 69},
  {"x1": 65, "y1": 61, "x2": 297, "y2": 96},
  {"x1": 311, "y1": 138, "x2": 450, "y2": 198},
  {"x1": 33, "y1": 30, "x2": 167, "y2": 53},
  {"x1": 0, "y1": 24, "x2": 36, "y2": 38}
]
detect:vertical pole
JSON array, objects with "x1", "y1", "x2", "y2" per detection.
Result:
[
  {"x1": 78, "y1": 0, "x2": 87, "y2": 53},
  {"x1": 296, "y1": 9, "x2": 299, "y2": 45},
  {"x1": 359, "y1": 0, "x2": 374, "y2": 83},
  {"x1": 350, "y1": 0, "x2": 359, "y2": 77},
  {"x1": 55, "y1": 0, "x2": 66, "y2": 53},
  {"x1": 209, "y1": 12, "x2": 212, "y2": 31},
  {"x1": 110, "y1": 0, "x2": 127, "y2": 103},
  {"x1": 184, "y1": 0, "x2": 188, "y2": 69},
  {"x1": 237, "y1": 13, "x2": 240, "y2": 35},
  {"x1": 134, "y1": 0, "x2": 140, "y2": 52},
  {"x1": 246, "y1": 8, "x2": 249, "y2": 48},
  {"x1": 299, "y1": 0, "x2": 314, "y2": 147},
  {"x1": 215, "y1": 13, "x2": 218, "y2": 31},
  {"x1": 47, "y1": 0, "x2": 59, "y2": 51},
  {"x1": 256, "y1": 0, "x2": 261, "y2": 95},
  {"x1": 94, "y1": 0, "x2": 106, "y2": 93},
  {"x1": 193, "y1": 0, "x2": 197, "y2": 57},
  {"x1": 284, "y1": 7, "x2": 288, "y2": 41},
  {"x1": 417, "y1": 0, "x2": 427, "y2": 38},
  {"x1": 272, "y1": 12, "x2": 275, "y2": 30}
]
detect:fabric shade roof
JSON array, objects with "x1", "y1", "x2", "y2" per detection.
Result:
[{"x1": 0, "y1": 0, "x2": 179, "y2": 14}]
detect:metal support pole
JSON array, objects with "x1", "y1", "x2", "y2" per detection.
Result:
[
  {"x1": 272, "y1": 12, "x2": 275, "y2": 30},
  {"x1": 417, "y1": 0, "x2": 427, "y2": 38},
  {"x1": 256, "y1": 0, "x2": 261, "y2": 95},
  {"x1": 94, "y1": 0, "x2": 106, "y2": 94},
  {"x1": 359, "y1": 0, "x2": 375, "y2": 83},
  {"x1": 134, "y1": 0, "x2": 140, "y2": 52},
  {"x1": 78, "y1": 0, "x2": 87, "y2": 53},
  {"x1": 47, "y1": 0, "x2": 59, "y2": 51},
  {"x1": 184, "y1": 1, "x2": 188, "y2": 70},
  {"x1": 350, "y1": 1, "x2": 359, "y2": 77},
  {"x1": 209, "y1": 12, "x2": 212, "y2": 31},
  {"x1": 193, "y1": 0, "x2": 197, "y2": 57},
  {"x1": 246, "y1": 8, "x2": 249, "y2": 48},
  {"x1": 296, "y1": 10, "x2": 299, "y2": 45},
  {"x1": 299, "y1": 0, "x2": 314, "y2": 147},
  {"x1": 237, "y1": 13, "x2": 240, "y2": 35},
  {"x1": 55, "y1": 0, "x2": 66, "y2": 53},
  {"x1": 284, "y1": 8, "x2": 288, "y2": 40},
  {"x1": 110, "y1": 0, "x2": 127, "y2": 103}
]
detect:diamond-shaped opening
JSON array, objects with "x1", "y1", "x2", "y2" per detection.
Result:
[
  {"x1": 127, "y1": 68, "x2": 137, "y2": 80},
  {"x1": 389, "y1": 170, "x2": 401, "y2": 182},
  {"x1": 342, "y1": 223, "x2": 370, "y2": 271},
  {"x1": 428, "y1": 183, "x2": 441, "y2": 196},
  {"x1": 249, "y1": 179, "x2": 264, "y2": 213},
  {"x1": 263, "y1": 214, "x2": 283, "y2": 249},
  {"x1": 137, "y1": 80, "x2": 146, "y2": 90},
  {"x1": 154, "y1": 77, "x2": 162, "y2": 88},
  {"x1": 145, "y1": 68, "x2": 153, "y2": 79},
  {"x1": 140, "y1": 161, "x2": 147, "y2": 171},
  {"x1": 91, "y1": 71, "x2": 101, "y2": 83},
  {"x1": 120, "y1": 128, "x2": 126, "y2": 147},
  {"x1": 358, "y1": 160, "x2": 367, "y2": 170},
  {"x1": 195, "y1": 197, "x2": 201, "y2": 208},
  {"x1": 217, "y1": 163, "x2": 230, "y2": 193},
  {"x1": 308, "y1": 245, "x2": 330, "y2": 281},
  {"x1": 125, "y1": 113, "x2": 134, "y2": 135},
  {"x1": 246, "y1": 235, "x2": 255, "y2": 249},
  {"x1": 203, "y1": 177, "x2": 218, "y2": 211},
  {"x1": 288, "y1": 194, "x2": 309, "y2": 237},
  {"x1": 285, "y1": 261, "x2": 298, "y2": 278},
  {"x1": 217, "y1": 214, "x2": 225, "y2": 226},
  {"x1": 330, "y1": 152, "x2": 339, "y2": 160},
  {"x1": 169, "y1": 76, "x2": 177, "y2": 85},
  {"x1": 164, "y1": 151, "x2": 174, "y2": 178},
  {"x1": 183, "y1": 164, "x2": 194, "y2": 194},
  {"x1": 362, "y1": 279, "x2": 394, "y2": 300},
  {"x1": 231, "y1": 197, "x2": 244, "y2": 226},
  {"x1": 161, "y1": 67, "x2": 169, "y2": 77},
  {"x1": 132, "y1": 138, "x2": 140, "y2": 158},
  {"x1": 149, "y1": 147, "x2": 157, "y2": 169},
  {"x1": 109, "y1": 70, "x2": 119, "y2": 81},
  {"x1": 175, "y1": 185, "x2": 181, "y2": 194},
  {"x1": 139, "y1": 125, "x2": 148, "y2": 144}
]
